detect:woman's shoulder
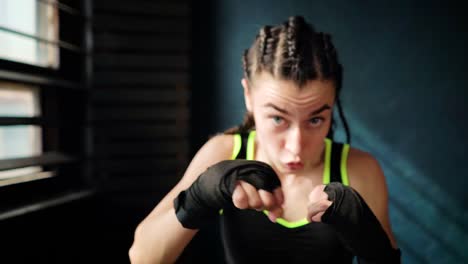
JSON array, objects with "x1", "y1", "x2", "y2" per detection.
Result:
[
  {"x1": 344, "y1": 146, "x2": 389, "y2": 221},
  {"x1": 141, "y1": 133, "x2": 236, "y2": 215},
  {"x1": 172, "y1": 133, "x2": 235, "y2": 191},
  {"x1": 203, "y1": 133, "x2": 236, "y2": 158},
  {"x1": 346, "y1": 146, "x2": 382, "y2": 175},
  {"x1": 185, "y1": 133, "x2": 235, "y2": 172},
  {"x1": 346, "y1": 146, "x2": 388, "y2": 197},
  {"x1": 193, "y1": 132, "x2": 234, "y2": 160}
]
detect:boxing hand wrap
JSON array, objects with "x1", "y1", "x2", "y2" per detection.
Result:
[
  {"x1": 174, "y1": 160, "x2": 281, "y2": 229},
  {"x1": 322, "y1": 182, "x2": 401, "y2": 263}
]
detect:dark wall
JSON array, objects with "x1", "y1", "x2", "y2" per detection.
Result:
[
  {"x1": 192, "y1": 1, "x2": 468, "y2": 263},
  {"x1": 91, "y1": 0, "x2": 191, "y2": 200},
  {"x1": 190, "y1": 0, "x2": 218, "y2": 154}
]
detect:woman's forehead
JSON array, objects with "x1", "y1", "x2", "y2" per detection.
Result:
[{"x1": 251, "y1": 74, "x2": 335, "y2": 107}]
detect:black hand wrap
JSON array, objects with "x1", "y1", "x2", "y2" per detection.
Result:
[
  {"x1": 173, "y1": 160, "x2": 281, "y2": 229},
  {"x1": 322, "y1": 182, "x2": 401, "y2": 263}
]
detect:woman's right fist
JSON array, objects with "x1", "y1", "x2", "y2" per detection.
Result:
[
  {"x1": 174, "y1": 160, "x2": 282, "y2": 229},
  {"x1": 232, "y1": 180, "x2": 284, "y2": 222}
]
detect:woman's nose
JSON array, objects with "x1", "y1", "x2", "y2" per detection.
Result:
[{"x1": 284, "y1": 127, "x2": 303, "y2": 156}]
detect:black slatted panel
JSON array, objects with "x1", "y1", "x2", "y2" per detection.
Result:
[
  {"x1": 94, "y1": 124, "x2": 187, "y2": 140},
  {"x1": 92, "y1": 88, "x2": 189, "y2": 103},
  {"x1": 93, "y1": 1, "x2": 190, "y2": 17},
  {"x1": 94, "y1": 53, "x2": 189, "y2": 70},
  {"x1": 92, "y1": 0, "x2": 191, "y2": 191},
  {"x1": 93, "y1": 34, "x2": 189, "y2": 53},
  {"x1": 94, "y1": 140, "x2": 188, "y2": 157},
  {"x1": 94, "y1": 15, "x2": 189, "y2": 34},
  {"x1": 94, "y1": 71, "x2": 189, "y2": 86}
]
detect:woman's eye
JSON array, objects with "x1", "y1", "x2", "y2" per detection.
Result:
[
  {"x1": 272, "y1": 116, "x2": 284, "y2": 125},
  {"x1": 309, "y1": 117, "x2": 324, "y2": 126}
]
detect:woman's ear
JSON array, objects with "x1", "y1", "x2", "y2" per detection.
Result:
[{"x1": 242, "y1": 78, "x2": 253, "y2": 112}]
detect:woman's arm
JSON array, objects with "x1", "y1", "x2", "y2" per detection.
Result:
[
  {"x1": 306, "y1": 148, "x2": 400, "y2": 262},
  {"x1": 128, "y1": 134, "x2": 233, "y2": 264},
  {"x1": 346, "y1": 148, "x2": 398, "y2": 248}
]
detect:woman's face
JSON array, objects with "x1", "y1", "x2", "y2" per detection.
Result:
[{"x1": 244, "y1": 72, "x2": 336, "y2": 174}]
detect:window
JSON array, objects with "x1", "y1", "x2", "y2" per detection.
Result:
[
  {"x1": 0, "y1": 82, "x2": 44, "y2": 186},
  {"x1": 0, "y1": 83, "x2": 41, "y2": 158},
  {"x1": 0, "y1": 0, "x2": 92, "y2": 211},
  {"x1": 0, "y1": 0, "x2": 59, "y2": 68}
]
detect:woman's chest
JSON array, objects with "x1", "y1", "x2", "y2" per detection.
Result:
[
  {"x1": 278, "y1": 174, "x2": 322, "y2": 221},
  {"x1": 220, "y1": 207, "x2": 352, "y2": 263}
]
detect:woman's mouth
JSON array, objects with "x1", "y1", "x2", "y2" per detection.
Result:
[{"x1": 285, "y1": 162, "x2": 304, "y2": 171}]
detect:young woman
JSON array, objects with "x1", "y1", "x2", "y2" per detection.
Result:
[{"x1": 129, "y1": 16, "x2": 400, "y2": 263}]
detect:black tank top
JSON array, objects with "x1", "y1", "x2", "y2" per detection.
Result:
[{"x1": 219, "y1": 131, "x2": 354, "y2": 263}]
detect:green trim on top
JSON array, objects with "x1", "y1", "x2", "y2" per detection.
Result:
[
  {"x1": 225, "y1": 134, "x2": 242, "y2": 215},
  {"x1": 341, "y1": 144, "x2": 350, "y2": 186},
  {"x1": 231, "y1": 134, "x2": 242, "y2": 160},
  {"x1": 263, "y1": 210, "x2": 309, "y2": 228},
  {"x1": 323, "y1": 138, "x2": 332, "y2": 184},
  {"x1": 246, "y1": 130, "x2": 256, "y2": 160},
  {"x1": 227, "y1": 132, "x2": 346, "y2": 228},
  {"x1": 245, "y1": 131, "x2": 312, "y2": 228}
]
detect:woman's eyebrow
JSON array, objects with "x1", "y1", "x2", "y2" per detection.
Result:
[
  {"x1": 263, "y1": 103, "x2": 331, "y2": 116},
  {"x1": 309, "y1": 104, "x2": 331, "y2": 116},
  {"x1": 263, "y1": 103, "x2": 289, "y2": 115}
]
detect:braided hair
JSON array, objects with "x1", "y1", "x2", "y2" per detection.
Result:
[{"x1": 226, "y1": 16, "x2": 350, "y2": 144}]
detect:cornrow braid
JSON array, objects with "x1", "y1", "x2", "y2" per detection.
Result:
[
  {"x1": 242, "y1": 49, "x2": 249, "y2": 78},
  {"x1": 257, "y1": 26, "x2": 271, "y2": 66},
  {"x1": 284, "y1": 21, "x2": 299, "y2": 80},
  {"x1": 281, "y1": 16, "x2": 316, "y2": 87},
  {"x1": 263, "y1": 29, "x2": 280, "y2": 72},
  {"x1": 286, "y1": 21, "x2": 297, "y2": 59},
  {"x1": 286, "y1": 16, "x2": 307, "y2": 57}
]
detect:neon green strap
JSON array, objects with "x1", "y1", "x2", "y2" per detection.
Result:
[
  {"x1": 246, "y1": 130, "x2": 256, "y2": 160},
  {"x1": 221, "y1": 134, "x2": 243, "y2": 215},
  {"x1": 231, "y1": 134, "x2": 242, "y2": 160},
  {"x1": 341, "y1": 143, "x2": 350, "y2": 186},
  {"x1": 323, "y1": 138, "x2": 332, "y2": 184},
  {"x1": 263, "y1": 210, "x2": 309, "y2": 228}
]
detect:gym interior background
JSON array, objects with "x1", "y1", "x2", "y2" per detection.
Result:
[{"x1": 0, "y1": 0, "x2": 466, "y2": 263}]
